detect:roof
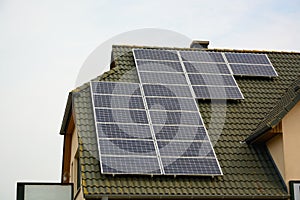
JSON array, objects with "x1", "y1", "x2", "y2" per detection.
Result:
[{"x1": 65, "y1": 45, "x2": 300, "y2": 199}]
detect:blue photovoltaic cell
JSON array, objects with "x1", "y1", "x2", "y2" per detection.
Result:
[
  {"x1": 157, "y1": 141, "x2": 214, "y2": 157},
  {"x1": 146, "y1": 97, "x2": 198, "y2": 111},
  {"x1": 188, "y1": 74, "x2": 237, "y2": 86},
  {"x1": 136, "y1": 60, "x2": 183, "y2": 73},
  {"x1": 92, "y1": 82, "x2": 141, "y2": 96},
  {"x1": 153, "y1": 125, "x2": 208, "y2": 141},
  {"x1": 99, "y1": 139, "x2": 156, "y2": 155},
  {"x1": 225, "y1": 53, "x2": 270, "y2": 64},
  {"x1": 180, "y1": 51, "x2": 225, "y2": 63},
  {"x1": 192, "y1": 86, "x2": 243, "y2": 99},
  {"x1": 230, "y1": 64, "x2": 278, "y2": 77},
  {"x1": 143, "y1": 84, "x2": 193, "y2": 98},
  {"x1": 162, "y1": 157, "x2": 222, "y2": 175},
  {"x1": 95, "y1": 108, "x2": 148, "y2": 124},
  {"x1": 93, "y1": 95, "x2": 144, "y2": 109},
  {"x1": 139, "y1": 71, "x2": 188, "y2": 85},
  {"x1": 149, "y1": 111, "x2": 203, "y2": 125},
  {"x1": 183, "y1": 62, "x2": 231, "y2": 74},
  {"x1": 97, "y1": 123, "x2": 152, "y2": 139},
  {"x1": 134, "y1": 49, "x2": 179, "y2": 61},
  {"x1": 101, "y1": 156, "x2": 161, "y2": 174}
]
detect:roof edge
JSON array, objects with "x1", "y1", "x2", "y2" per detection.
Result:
[
  {"x1": 246, "y1": 78, "x2": 300, "y2": 144},
  {"x1": 85, "y1": 194, "x2": 289, "y2": 200},
  {"x1": 112, "y1": 44, "x2": 300, "y2": 54},
  {"x1": 59, "y1": 92, "x2": 73, "y2": 135}
]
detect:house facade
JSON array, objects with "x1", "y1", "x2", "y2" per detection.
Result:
[{"x1": 59, "y1": 42, "x2": 300, "y2": 200}]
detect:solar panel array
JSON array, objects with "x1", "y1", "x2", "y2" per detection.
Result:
[
  {"x1": 91, "y1": 81, "x2": 222, "y2": 175},
  {"x1": 133, "y1": 49, "x2": 223, "y2": 175},
  {"x1": 90, "y1": 48, "x2": 277, "y2": 176},
  {"x1": 134, "y1": 49, "x2": 244, "y2": 100}
]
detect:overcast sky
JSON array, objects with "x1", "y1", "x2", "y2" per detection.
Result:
[{"x1": 1, "y1": 0, "x2": 300, "y2": 199}]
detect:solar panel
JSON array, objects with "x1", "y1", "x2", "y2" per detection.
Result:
[
  {"x1": 97, "y1": 123, "x2": 153, "y2": 139},
  {"x1": 153, "y1": 125, "x2": 208, "y2": 140},
  {"x1": 99, "y1": 139, "x2": 157, "y2": 155},
  {"x1": 92, "y1": 81, "x2": 141, "y2": 95},
  {"x1": 134, "y1": 49, "x2": 179, "y2": 61},
  {"x1": 225, "y1": 53, "x2": 278, "y2": 77},
  {"x1": 230, "y1": 64, "x2": 278, "y2": 77},
  {"x1": 192, "y1": 86, "x2": 244, "y2": 99},
  {"x1": 136, "y1": 60, "x2": 183, "y2": 73},
  {"x1": 180, "y1": 51, "x2": 225, "y2": 63},
  {"x1": 146, "y1": 97, "x2": 198, "y2": 111},
  {"x1": 162, "y1": 157, "x2": 222, "y2": 175},
  {"x1": 188, "y1": 74, "x2": 237, "y2": 86},
  {"x1": 95, "y1": 108, "x2": 149, "y2": 124},
  {"x1": 149, "y1": 111, "x2": 203, "y2": 125},
  {"x1": 157, "y1": 141, "x2": 214, "y2": 157},
  {"x1": 93, "y1": 94, "x2": 144, "y2": 109},
  {"x1": 139, "y1": 71, "x2": 188, "y2": 85},
  {"x1": 225, "y1": 52, "x2": 270, "y2": 64},
  {"x1": 101, "y1": 156, "x2": 161, "y2": 174},
  {"x1": 183, "y1": 62, "x2": 231, "y2": 74},
  {"x1": 143, "y1": 84, "x2": 193, "y2": 98}
]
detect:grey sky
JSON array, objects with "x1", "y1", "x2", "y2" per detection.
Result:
[{"x1": 0, "y1": 0, "x2": 300, "y2": 199}]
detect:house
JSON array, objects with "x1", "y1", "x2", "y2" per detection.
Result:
[{"x1": 59, "y1": 41, "x2": 300, "y2": 200}]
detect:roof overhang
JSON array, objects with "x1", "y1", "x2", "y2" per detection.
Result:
[
  {"x1": 246, "y1": 78, "x2": 300, "y2": 144},
  {"x1": 60, "y1": 92, "x2": 73, "y2": 135}
]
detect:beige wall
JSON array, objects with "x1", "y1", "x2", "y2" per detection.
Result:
[
  {"x1": 267, "y1": 101, "x2": 300, "y2": 188},
  {"x1": 266, "y1": 134, "x2": 285, "y2": 178},
  {"x1": 282, "y1": 101, "x2": 300, "y2": 186}
]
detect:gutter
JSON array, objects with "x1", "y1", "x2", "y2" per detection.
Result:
[
  {"x1": 245, "y1": 126, "x2": 272, "y2": 144},
  {"x1": 85, "y1": 194, "x2": 289, "y2": 200}
]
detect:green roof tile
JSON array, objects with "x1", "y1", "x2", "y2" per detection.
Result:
[{"x1": 69, "y1": 45, "x2": 300, "y2": 199}]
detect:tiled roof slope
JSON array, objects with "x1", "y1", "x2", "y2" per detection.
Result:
[{"x1": 72, "y1": 45, "x2": 300, "y2": 199}]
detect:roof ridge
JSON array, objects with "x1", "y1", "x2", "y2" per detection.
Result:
[{"x1": 112, "y1": 44, "x2": 300, "y2": 54}]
